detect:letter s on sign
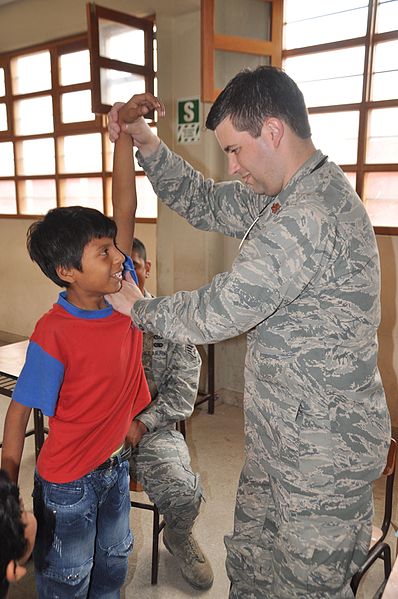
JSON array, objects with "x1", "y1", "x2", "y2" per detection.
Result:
[{"x1": 184, "y1": 101, "x2": 195, "y2": 122}]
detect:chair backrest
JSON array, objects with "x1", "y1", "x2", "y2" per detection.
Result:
[{"x1": 380, "y1": 438, "x2": 397, "y2": 541}]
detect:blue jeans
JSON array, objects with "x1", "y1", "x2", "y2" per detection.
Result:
[{"x1": 33, "y1": 459, "x2": 132, "y2": 598}]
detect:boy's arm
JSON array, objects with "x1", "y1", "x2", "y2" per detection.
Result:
[
  {"x1": 112, "y1": 130, "x2": 136, "y2": 256},
  {"x1": 1, "y1": 400, "x2": 32, "y2": 483}
]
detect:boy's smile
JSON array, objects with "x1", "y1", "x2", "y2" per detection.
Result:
[{"x1": 63, "y1": 237, "x2": 125, "y2": 310}]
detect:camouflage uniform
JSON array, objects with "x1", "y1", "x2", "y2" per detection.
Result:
[
  {"x1": 132, "y1": 142, "x2": 391, "y2": 598},
  {"x1": 131, "y1": 290, "x2": 203, "y2": 534}
]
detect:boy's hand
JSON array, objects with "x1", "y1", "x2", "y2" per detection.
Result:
[
  {"x1": 126, "y1": 419, "x2": 148, "y2": 447},
  {"x1": 108, "y1": 93, "x2": 165, "y2": 155}
]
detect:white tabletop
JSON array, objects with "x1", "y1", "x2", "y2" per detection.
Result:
[
  {"x1": 382, "y1": 551, "x2": 398, "y2": 598},
  {"x1": 0, "y1": 340, "x2": 28, "y2": 378}
]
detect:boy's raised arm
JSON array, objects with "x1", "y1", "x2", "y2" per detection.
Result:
[
  {"x1": 112, "y1": 130, "x2": 136, "y2": 257},
  {"x1": 1, "y1": 400, "x2": 32, "y2": 483}
]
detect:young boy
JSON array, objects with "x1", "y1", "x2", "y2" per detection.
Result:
[
  {"x1": 111, "y1": 102, "x2": 213, "y2": 590},
  {"x1": 0, "y1": 469, "x2": 37, "y2": 598},
  {"x1": 1, "y1": 206, "x2": 151, "y2": 598}
]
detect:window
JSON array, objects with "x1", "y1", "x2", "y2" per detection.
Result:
[
  {"x1": 201, "y1": 0, "x2": 283, "y2": 102},
  {"x1": 0, "y1": 7, "x2": 157, "y2": 220},
  {"x1": 282, "y1": 0, "x2": 398, "y2": 233}
]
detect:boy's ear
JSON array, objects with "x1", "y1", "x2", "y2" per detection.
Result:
[
  {"x1": 6, "y1": 560, "x2": 26, "y2": 583},
  {"x1": 56, "y1": 265, "x2": 76, "y2": 284},
  {"x1": 145, "y1": 259, "x2": 152, "y2": 279}
]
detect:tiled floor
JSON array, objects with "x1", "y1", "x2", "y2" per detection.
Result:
[{"x1": 1, "y1": 395, "x2": 397, "y2": 599}]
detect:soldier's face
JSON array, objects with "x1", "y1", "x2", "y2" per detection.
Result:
[{"x1": 215, "y1": 116, "x2": 283, "y2": 195}]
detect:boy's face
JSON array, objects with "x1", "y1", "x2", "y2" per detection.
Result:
[
  {"x1": 59, "y1": 237, "x2": 125, "y2": 309},
  {"x1": 131, "y1": 249, "x2": 151, "y2": 294}
]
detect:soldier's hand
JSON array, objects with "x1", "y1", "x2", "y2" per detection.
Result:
[
  {"x1": 126, "y1": 419, "x2": 148, "y2": 447},
  {"x1": 105, "y1": 271, "x2": 143, "y2": 316},
  {"x1": 108, "y1": 93, "x2": 164, "y2": 152}
]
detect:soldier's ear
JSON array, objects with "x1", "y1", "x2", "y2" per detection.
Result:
[{"x1": 263, "y1": 117, "x2": 284, "y2": 148}]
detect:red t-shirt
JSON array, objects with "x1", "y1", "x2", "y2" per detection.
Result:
[{"x1": 13, "y1": 293, "x2": 151, "y2": 483}]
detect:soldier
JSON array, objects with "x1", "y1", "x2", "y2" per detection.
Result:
[
  {"x1": 112, "y1": 123, "x2": 213, "y2": 591},
  {"x1": 107, "y1": 68, "x2": 391, "y2": 598}
]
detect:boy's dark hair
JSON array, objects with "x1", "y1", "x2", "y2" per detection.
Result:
[
  {"x1": 132, "y1": 237, "x2": 147, "y2": 262},
  {"x1": 27, "y1": 206, "x2": 117, "y2": 288},
  {"x1": 0, "y1": 470, "x2": 27, "y2": 598},
  {"x1": 206, "y1": 65, "x2": 311, "y2": 139}
]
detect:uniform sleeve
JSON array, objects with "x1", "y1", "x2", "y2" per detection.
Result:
[
  {"x1": 136, "y1": 342, "x2": 201, "y2": 432},
  {"x1": 136, "y1": 141, "x2": 267, "y2": 238},
  {"x1": 131, "y1": 204, "x2": 336, "y2": 345},
  {"x1": 12, "y1": 340, "x2": 64, "y2": 417}
]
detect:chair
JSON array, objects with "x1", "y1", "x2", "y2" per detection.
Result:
[
  {"x1": 130, "y1": 479, "x2": 165, "y2": 585},
  {"x1": 129, "y1": 420, "x2": 186, "y2": 585},
  {"x1": 351, "y1": 438, "x2": 397, "y2": 597}
]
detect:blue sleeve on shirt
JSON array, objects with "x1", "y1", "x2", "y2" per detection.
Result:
[
  {"x1": 12, "y1": 341, "x2": 64, "y2": 417},
  {"x1": 123, "y1": 255, "x2": 139, "y2": 285}
]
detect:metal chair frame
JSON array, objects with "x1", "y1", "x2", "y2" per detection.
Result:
[{"x1": 351, "y1": 438, "x2": 397, "y2": 597}]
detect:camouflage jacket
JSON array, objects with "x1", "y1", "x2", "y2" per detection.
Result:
[
  {"x1": 133, "y1": 142, "x2": 390, "y2": 492},
  {"x1": 136, "y1": 290, "x2": 201, "y2": 433}
]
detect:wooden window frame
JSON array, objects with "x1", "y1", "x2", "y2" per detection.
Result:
[
  {"x1": 87, "y1": 2, "x2": 155, "y2": 114},
  {"x1": 282, "y1": 0, "x2": 398, "y2": 235},
  {"x1": 201, "y1": 0, "x2": 283, "y2": 102},
  {"x1": 0, "y1": 33, "x2": 156, "y2": 222}
]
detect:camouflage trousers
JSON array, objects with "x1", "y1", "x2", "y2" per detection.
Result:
[
  {"x1": 226, "y1": 457, "x2": 373, "y2": 599},
  {"x1": 130, "y1": 428, "x2": 203, "y2": 533}
]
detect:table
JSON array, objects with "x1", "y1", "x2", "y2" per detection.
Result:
[
  {"x1": 0, "y1": 340, "x2": 46, "y2": 459},
  {"x1": 382, "y1": 551, "x2": 398, "y2": 598}
]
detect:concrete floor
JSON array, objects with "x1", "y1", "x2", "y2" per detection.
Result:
[{"x1": 1, "y1": 396, "x2": 397, "y2": 599}]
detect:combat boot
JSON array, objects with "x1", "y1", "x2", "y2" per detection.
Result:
[{"x1": 163, "y1": 525, "x2": 214, "y2": 590}]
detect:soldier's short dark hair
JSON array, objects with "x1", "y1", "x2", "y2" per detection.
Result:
[{"x1": 206, "y1": 65, "x2": 311, "y2": 140}]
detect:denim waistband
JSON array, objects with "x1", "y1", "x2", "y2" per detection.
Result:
[{"x1": 94, "y1": 445, "x2": 131, "y2": 471}]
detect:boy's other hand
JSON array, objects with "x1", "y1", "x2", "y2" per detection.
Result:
[
  {"x1": 126, "y1": 419, "x2": 148, "y2": 448},
  {"x1": 105, "y1": 272, "x2": 144, "y2": 316}
]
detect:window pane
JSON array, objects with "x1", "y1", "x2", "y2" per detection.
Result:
[
  {"x1": 344, "y1": 172, "x2": 357, "y2": 189},
  {"x1": 0, "y1": 181, "x2": 16, "y2": 214},
  {"x1": 99, "y1": 19, "x2": 145, "y2": 65},
  {"x1": 61, "y1": 90, "x2": 95, "y2": 123},
  {"x1": 364, "y1": 172, "x2": 398, "y2": 227},
  {"x1": 11, "y1": 51, "x2": 51, "y2": 94},
  {"x1": 14, "y1": 96, "x2": 53, "y2": 135},
  {"x1": 215, "y1": 51, "x2": 269, "y2": 90},
  {"x1": 216, "y1": 0, "x2": 271, "y2": 40},
  {"x1": 366, "y1": 107, "x2": 398, "y2": 163},
  {"x1": 283, "y1": 47, "x2": 365, "y2": 107},
  {"x1": 0, "y1": 68, "x2": 5, "y2": 96},
  {"x1": 135, "y1": 175, "x2": 157, "y2": 218},
  {"x1": 60, "y1": 178, "x2": 103, "y2": 211},
  {"x1": 376, "y1": 0, "x2": 398, "y2": 33},
  {"x1": 0, "y1": 142, "x2": 14, "y2": 176},
  {"x1": 59, "y1": 50, "x2": 91, "y2": 86},
  {"x1": 371, "y1": 40, "x2": 398, "y2": 101},
  {"x1": 0, "y1": 103, "x2": 7, "y2": 131},
  {"x1": 17, "y1": 139, "x2": 55, "y2": 176},
  {"x1": 19, "y1": 179, "x2": 56, "y2": 215},
  {"x1": 283, "y1": 0, "x2": 368, "y2": 49},
  {"x1": 100, "y1": 68, "x2": 145, "y2": 106},
  {"x1": 59, "y1": 133, "x2": 102, "y2": 173},
  {"x1": 309, "y1": 111, "x2": 359, "y2": 164}
]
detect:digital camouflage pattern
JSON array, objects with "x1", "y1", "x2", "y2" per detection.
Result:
[
  {"x1": 131, "y1": 142, "x2": 391, "y2": 597},
  {"x1": 131, "y1": 291, "x2": 203, "y2": 532}
]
